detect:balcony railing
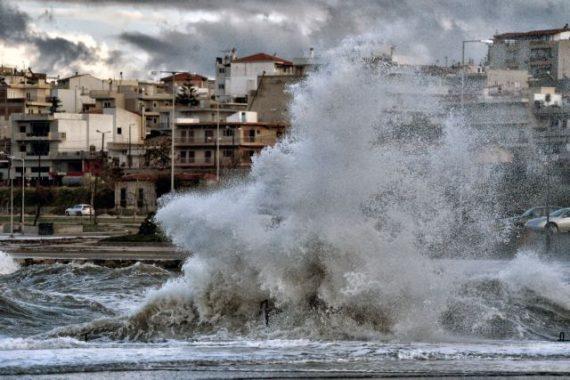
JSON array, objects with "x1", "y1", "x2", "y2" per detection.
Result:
[
  {"x1": 176, "y1": 156, "x2": 243, "y2": 167},
  {"x1": 14, "y1": 132, "x2": 66, "y2": 141},
  {"x1": 174, "y1": 136, "x2": 277, "y2": 146}
]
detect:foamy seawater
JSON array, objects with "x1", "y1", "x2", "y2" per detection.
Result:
[
  {"x1": 0, "y1": 258, "x2": 569, "y2": 377},
  {"x1": 2, "y1": 36, "x2": 570, "y2": 377}
]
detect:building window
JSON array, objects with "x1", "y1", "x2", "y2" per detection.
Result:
[
  {"x1": 19, "y1": 126, "x2": 26, "y2": 134},
  {"x1": 30, "y1": 141, "x2": 49, "y2": 156},
  {"x1": 223, "y1": 149, "x2": 233, "y2": 158},
  {"x1": 223, "y1": 129, "x2": 234, "y2": 137},
  {"x1": 20, "y1": 145, "x2": 26, "y2": 153},
  {"x1": 117, "y1": 127, "x2": 122, "y2": 135},
  {"x1": 247, "y1": 129, "x2": 256, "y2": 142},
  {"x1": 120, "y1": 187, "x2": 127, "y2": 208},
  {"x1": 205, "y1": 130, "x2": 214, "y2": 142},
  {"x1": 180, "y1": 150, "x2": 187, "y2": 163},
  {"x1": 30, "y1": 121, "x2": 49, "y2": 137},
  {"x1": 103, "y1": 101, "x2": 112, "y2": 108},
  {"x1": 137, "y1": 188, "x2": 144, "y2": 209},
  {"x1": 188, "y1": 150, "x2": 195, "y2": 163},
  {"x1": 218, "y1": 67, "x2": 225, "y2": 74},
  {"x1": 205, "y1": 150, "x2": 212, "y2": 163},
  {"x1": 218, "y1": 83, "x2": 225, "y2": 90}
]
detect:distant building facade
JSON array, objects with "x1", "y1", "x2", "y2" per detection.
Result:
[
  {"x1": 488, "y1": 26, "x2": 570, "y2": 86},
  {"x1": 173, "y1": 111, "x2": 285, "y2": 180}
]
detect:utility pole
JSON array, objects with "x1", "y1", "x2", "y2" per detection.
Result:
[
  {"x1": 545, "y1": 116, "x2": 553, "y2": 253},
  {"x1": 93, "y1": 130, "x2": 108, "y2": 225},
  {"x1": 128, "y1": 123, "x2": 132, "y2": 168},
  {"x1": 461, "y1": 39, "x2": 493, "y2": 111},
  {"x1": 216, "y1": 102, "x2": 220, "y2": 182},
  {"x1": 9, "y1": 157, "x2": 13, "y2": 237},
  {"x1": 150, "y1": 70, "x2": 185, "y2": 192},
  {"x1": 20, "y1": 157, "x2": 24, "y2": 233}
]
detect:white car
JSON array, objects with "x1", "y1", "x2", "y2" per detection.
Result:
[
  {"x1": 65, "y1": 204, "x2": 94, "y2": 216},
  {"x1": 525, "y1": 207, "x2": 570, "y2": 233}
]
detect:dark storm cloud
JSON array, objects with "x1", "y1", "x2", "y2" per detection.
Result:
[
  {"x1": 31, "y1": 36, "x2": 93, "y2": 71},
  {"x1": 0, "y1": 0, "x2": 99, "y2": 73},
  {"x1": 7, "y1": 0, "x2": 570, "y2": 76},
  {"x1": 0, "y1": 1, "x2": 29, "y2": 39},
  {"x1": 108, "y1": 0, "x2": 570, "y2": 75}
]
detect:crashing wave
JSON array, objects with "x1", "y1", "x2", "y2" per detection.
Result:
[{"x1": 44, "y1": 35, "x2": 570, "y2": 342}]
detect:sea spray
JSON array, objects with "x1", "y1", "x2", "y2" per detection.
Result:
[
  {"x1": 46, "y1": 35, "x2": 568, "y2": 342},
  {"x1": 152, "y1": 35, "x2": 508, "y2": 339},
  {"x1": 0, "y1": 252, "x2": 18, "y2": 276}
]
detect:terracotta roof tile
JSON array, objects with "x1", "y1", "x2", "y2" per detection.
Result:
[{"x1": 232, "y1": 53, "x2": 292, "y2": 65}]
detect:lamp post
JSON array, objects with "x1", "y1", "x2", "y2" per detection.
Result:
[
  {"x1": 151, "y1": 70, "x2": 185, "y2": 192},
  {"x1": 216, "y1": 102, "x2": 220, "y2": 182},
  {"x1": 93, "y1": 129, "x2": 108, "y2": 225},
  {"x1": 12, "y1": 155, "x2": 24, "y2": 234},
  {"x1": 1, "y1": 153, "x2": 24, "y2": 235},
  {"x1": 461, "y1": 39, "x2": 493, "y2": 111},
  {"x1": 128, "y1": 123, "x2": 133, "y2": 168}
]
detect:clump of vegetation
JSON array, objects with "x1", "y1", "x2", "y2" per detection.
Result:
[{"x1": 101, "y1": 212, "x2": 169, "y2": 243}]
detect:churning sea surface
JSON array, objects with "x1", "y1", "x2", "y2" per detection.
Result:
[{"x1": 0, "y1": 254, "x2": 569, "y2": 379}]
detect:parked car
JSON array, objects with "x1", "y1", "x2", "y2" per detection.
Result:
[
  {"x1": 65, "y1": 204, "x2": 94, "y2": 216},
  {"x1": 506, "y1": 206, "x2": 562, "y2": 227},
  {"x1": 525, "y1": 207, "x2": 570, "y2": 233}
]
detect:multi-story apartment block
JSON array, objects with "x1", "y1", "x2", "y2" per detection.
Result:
[
  {"x1": 215, "y1": 50, "x2": 295, "y2": 103},
  {"x1": 11, "y1": 108, "x2": 143, "y2": 185},
  {"x1": 174, "y1": 111, "x2": 285, "y2": 181},
  {"x1": 160, "y1": 72, "x2": 212, "y2": 100},
  {"x1": 0, "y1": 67, "x2": 51, "y2": 121},
  {"x1": 488, "y1": 26, "x2": 570, "y2": 86}
]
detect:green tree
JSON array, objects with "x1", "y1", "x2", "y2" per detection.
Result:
[
  {"x1": 176, "y1": 83, "x2": 200, "y2": 107},
  {"x1": 48, "y1": 96, "x2": 62, "y2": 114}
]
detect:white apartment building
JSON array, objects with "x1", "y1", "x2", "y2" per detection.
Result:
[
  {"x1": 11, "y1": 109, "x2": 143, "y2": 184},
  {"x1": 216, "y1": 52, "x2": 294, "y2": 102}
]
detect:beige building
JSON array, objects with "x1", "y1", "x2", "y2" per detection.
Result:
[
  {"x1": 248, "y1": 75, "x2": 303, "y2": 124},
  {"x1": 174, "y1": 111, "x2": 286, "y2": 180},
  {"x1": 0, "y1": 67, "x2": 51, "y2": 121},
  {"x1": 115, "y1": 173, "x2": 158, "y2": 213},
  {"x1": 488, "y1": 26, "x2": 570, "y2": 85}
]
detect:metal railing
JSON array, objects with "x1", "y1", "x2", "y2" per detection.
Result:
[
  {"x1": 13, "y1": 132, "x2": 66, "y2": 141},
  {"x1": 174, "y1": 136, "x2": 277, "y2": 146}
]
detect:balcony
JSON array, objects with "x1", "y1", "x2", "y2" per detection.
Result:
[
  {"x1": 174, "y1": 135, "x2": 276, "y2": 146},
  {"x1": 176, "y1": 156, "x2": 239, "y2": 167},
  {"x1": 14, "y1": 132, "x2": 66, "y2": 141}
]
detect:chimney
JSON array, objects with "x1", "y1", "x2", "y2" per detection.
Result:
[
  {"x1": 230, "y1": 48, "x2": 237, "y2": 61},
  {"x1": 309, "y1": 47, "x2": 314, "y2": 58}
]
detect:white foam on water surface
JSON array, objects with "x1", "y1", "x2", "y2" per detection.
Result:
[{"x1": 0, "y1": 251, "x2": 18, "y2": 275}]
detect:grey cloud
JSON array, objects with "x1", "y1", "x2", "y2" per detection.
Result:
[
  {"x1": 0, "y1": 0, "x2": 29, "y2": 39},
  {"x1": 112, "y1": 0, "x2": 570, "y2": 76},
  {"x1": 7, "y1": 0, "x2": 570, "y2": 77},
  {"x1": 0, "y1": 0, "x2": 106, "y2": 74},
  {"x1": 31, "y1": 36, "x2": 94, "y2": 71}
]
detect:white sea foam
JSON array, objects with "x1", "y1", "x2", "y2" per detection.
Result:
[
  {"x1": 150, "y1": 35, "x2": 567, "y2": 340},
  {"x1": 0, "y1": 251, "x2": 18, "y2": 275}
]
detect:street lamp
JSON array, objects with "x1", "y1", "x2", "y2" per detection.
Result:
[
  {"x1": 461, "y1": 39, "x2": 493, "y2": 110},
  {"x1": 151, "y1": 70, "x2": 185, "y2": 192},
  {"x1": 216, "y1": 102, "x2": 220, "y2": 182},
  {"x1": 1, "y1": 152, "x2": 24, "y2": 236}
]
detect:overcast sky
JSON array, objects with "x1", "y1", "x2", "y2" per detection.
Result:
[{"x1": 0, "y1": 0, "x2": 568, "y2": 80}]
